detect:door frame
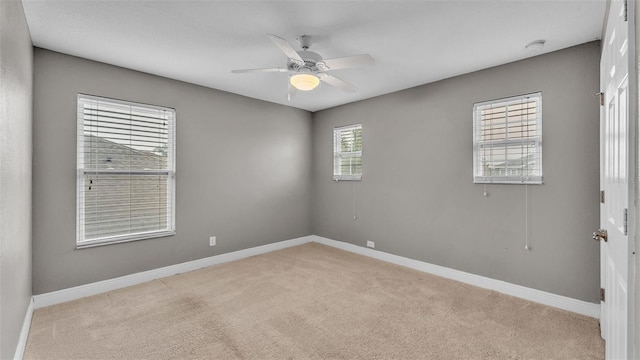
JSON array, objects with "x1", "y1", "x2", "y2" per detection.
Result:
[
  {"x1": 629, "y1": 0, "x2": 638, "y2": 358},
  {"x1": 624, "y1": 0, "x2": 637, "y2": 357}
]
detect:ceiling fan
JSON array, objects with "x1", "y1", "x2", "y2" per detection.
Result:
[{"x1": 231, "y1": 34, "x2": 375, "y2": 100}]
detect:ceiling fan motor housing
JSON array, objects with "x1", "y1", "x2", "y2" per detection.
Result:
[{"x1": 288, "y1": 50, "x2": 324, "y2": 72}]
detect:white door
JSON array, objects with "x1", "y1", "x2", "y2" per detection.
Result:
[{"x1": 599, "y1": 0, "x2": 631, "y2": 359}]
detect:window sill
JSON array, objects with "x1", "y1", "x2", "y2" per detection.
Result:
[
  {"x1": 76, "y1": 230, "x2": 176, "y2": 249},
  {"x1": 474, "y1": 177, "x2": 543, "y2": 185},
  {"x1": 333, "y1": 175, "x2": 362, "y2": 181}
]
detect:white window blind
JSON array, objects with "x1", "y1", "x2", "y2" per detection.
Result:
[
  {"x1": 77, "y1": 94, "x2": 176, "y2": 248},
  {"x1": 473, "y1": 92, "x2": 542, "y2": 184},
  {"x1": 333, "y1": 124, "x2": 362, "y2": 181}
]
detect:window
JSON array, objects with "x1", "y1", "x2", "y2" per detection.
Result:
[
  {"x1": 333, "y1": 124, "x2": 362, "y2": 181},
  {"x1": 473, "y1": 92, "x2": 542, "y2": 184},
  {"x1": 77, "y1": 94, "x2": 176, "y2": 248}
]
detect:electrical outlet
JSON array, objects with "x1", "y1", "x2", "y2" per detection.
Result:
[
  {"x1": 366, "y1": 241, "x2": 375, "y2": 248},
  {"x1": 209, "y1": 236, "x2": 216, "y2": 246}
]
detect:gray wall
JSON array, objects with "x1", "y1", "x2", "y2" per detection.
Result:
[
  {"x1": 0, "y1": 0, "x2": 33, "y2": 358},
  {"x1": 312, "y1": 42, "x2": 601, "y2": 303},
  {"x1": 32, "y1": 49, "x2": 312, "y2": 294}
]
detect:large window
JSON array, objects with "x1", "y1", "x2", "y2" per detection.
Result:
[
  {"x1": 333, "y1": 124, "x2": 362, "y2": 181},
  {"x1": 77, "y1": 94, "x2": 176, "y2": 248},
  {"x1": 473, "y1": 92, "x2": 542, "y2": 184}
]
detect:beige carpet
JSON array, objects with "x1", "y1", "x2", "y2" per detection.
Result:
[{"x1": 25, "y1": 243, "x2": 604, "y2": 359}]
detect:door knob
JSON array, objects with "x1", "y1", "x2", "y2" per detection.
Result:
[{"x1": 593, "y1": 229, "x2": 608, "y2": 242}]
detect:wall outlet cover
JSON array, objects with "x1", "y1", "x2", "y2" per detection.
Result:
[
  {"x1": 366, "y1": 241, "x2": 375, "y2": 248},
  {"x1": 209, "y1": 236, "x2": 216, "y2": 246}
]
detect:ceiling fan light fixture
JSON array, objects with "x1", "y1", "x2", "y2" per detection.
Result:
[{"x1": 290, "y1": 73, "x2": 320, "y2": 91}]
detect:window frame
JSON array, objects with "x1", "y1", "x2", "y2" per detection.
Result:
[
  {"x1": 473, "y1": 92, "x2": 543, "y2": 185},
  {"x1": 333, "y1": 123, "x2": 363, "y2": 181},
  {"x1": 76, "y1": 94, "x2": 176, "y2": 249}
]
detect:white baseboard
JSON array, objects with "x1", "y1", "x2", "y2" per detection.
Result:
[
  {"x1": 33, "y1": 235, "x2": 313, "y2": 309},
  {"x1": 14, "y1": 297, "x2": 34, "y2": 360},
  {"x1": 311, "y1": 235, "x2": 600, "y2": 319}
]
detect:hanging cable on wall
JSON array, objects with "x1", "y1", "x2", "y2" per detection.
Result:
[
  {"x1": 524, "y1": 184, "x2": 529, "y2": 250},
  {"x1": 353, "y1": 181, "x2": 358, "y2": 221}
]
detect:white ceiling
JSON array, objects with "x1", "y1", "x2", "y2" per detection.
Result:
[{"x1": 22, "y1": 1, "x2": 606, "y2": 112}]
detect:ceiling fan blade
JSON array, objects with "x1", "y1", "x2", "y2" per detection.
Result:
[
  {"x1": 231, "y1": 67, "x2": 289, "y2": 74},
  {"x1": 318, "y1": 73, "x2": 357, "y2": 93},
  {"x1": 319, "y1": 54, "x2": 374, "y2": 71},
  {"x1": 267, "y1": 34, "x2": 304, "y2": 66}
]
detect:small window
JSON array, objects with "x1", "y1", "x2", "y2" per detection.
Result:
[
  {"x1": 473, "y1": 92, "x2": 542, "y2": 184},
  {"x1": 333, "y1": 124, "x2": 362, "y2": 181},
  {"x1": 77, "y1": 94, "x2": 176, "y2": 248}
]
